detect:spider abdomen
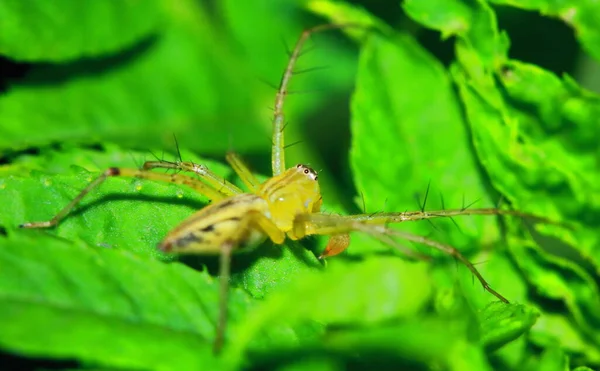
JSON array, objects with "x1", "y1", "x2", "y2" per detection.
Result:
[{"x1": 158, "y1": 193, "x2": 269, "y2": 254}]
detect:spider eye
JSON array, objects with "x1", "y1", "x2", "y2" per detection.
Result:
[{"x1": 296, "y1": 164, "x2": 318, "y2": 181}]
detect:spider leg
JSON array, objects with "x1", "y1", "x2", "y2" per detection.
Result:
[
  {"x1": 143, "y1": 160, "x2": 243, "y2": 196},
  {"x1": 378, "y1": 227, "x2": 509, "y2": 303},
  {"x1": 20, "y1": 167, "x2": 229, "y2": 229},
  {"x1": 212, "y1": 210, "x2": 285, "y2": 354},
  {"x1": 293, "y1": 213, "x2": 433, "y2": 260},
  {"x1": 320, "y1": 229, "x2": 432, "y2": 262},
  {"x1": 271, "y1": 24, "x2": 356, "y2": 175},
  {"x1": 292, "y1": 213, "x2": 508, "y2": 303},
  {"x1": 341, "y1": 208, "x2": 558, "y2": 225},
  {"x1": 225, "y1": 152, "x2": 260, "y2": 192},
  {"x1": 214, "y1": 239, "x2": 234, "y2": 354}
]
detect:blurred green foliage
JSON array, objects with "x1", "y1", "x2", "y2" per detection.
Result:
[{"x1": 0, "y1": 0, "x2": 598, "y2": 370}]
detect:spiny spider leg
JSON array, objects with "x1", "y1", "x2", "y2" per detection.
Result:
[
  {"x1": 292, "y1": 213, "x2": 509, "y2": 303},
  {"x1": 142, "y1": 136, "x2": 253, "y2": 196},
  {"x1": 142, "y1": 160, "x2": 243, "y2": 196},
  {"x1": 271, "y1": 23, "x2": 355, "y2": 175},
  {"x1": 210, "y1": 209, "x2": 286, "y2": 353},
  {"x1": 380, "y1": 226, "x2": 509, "y2": 303},
  {"x1": 319, "y1": 229, "x2": 433, "y2": 262},
  {"x1": 19, "y1": 168, "x2": 229, "y2": 229},
  {"x1": 345, "y1": 207, "x2": 559, "y2": 225},
  {"x1": 214, "y1": 240, "x2": 234, "y2": 353}
]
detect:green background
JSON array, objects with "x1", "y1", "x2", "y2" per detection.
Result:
[{"x1": 0, "y1": 0, "x2": 598, "y2": 370}]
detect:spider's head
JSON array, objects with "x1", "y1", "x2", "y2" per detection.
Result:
[
  {"x1": 258, "y1": 164, "x2": 323, "y2": 231},
  {"x1": 290, "y1": 164, "x2": 321, "y2": 212}
]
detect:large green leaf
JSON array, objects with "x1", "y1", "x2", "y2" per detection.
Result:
[
  {"x1": 2, "y1": 145, "x2": 322, "y2": 300},
  {"x1": 531, "y1": 310, "x2": 600, "y2": 364},
  {"x1": 350, "y1": 31, "x2": 501, "y2": 254},
  {"x1": 227, "y1": 258, "x2": 437, "y2": 368},
  {"x1": 0, "y1": 0, "x2": 163, "y2": 62},
  {"x1": 2, "y1": 146, "x2": 224, "y2": 260},
  {"x1": 277, "y1": 319, "x2": 493, "y2": 371},
  {"x1": 0, "y1": 9, "x2": 265, "y2": 154},
  {"x1": 0, "y1": 232, "x2": 234, "y2": 370},
  {"x1": 0, "y1": 0, "x2": 356, "y2": 162}
]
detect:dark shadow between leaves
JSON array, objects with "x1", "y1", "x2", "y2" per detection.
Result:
[
  {"x1": 180, "y1": 236, "x2": 324, "y2": 282},
  {"x1": 0, "y1": 55, "x2": 29, "y2": 93},
  {"x1": 14, "y1": 33, "x2": 158, "y2": 88},
  {"x1": 66, "y1": 193, "x2": 207, "y2": 220},
  {"x1": 0, "y1": 350, "x2": 78, "y2": 371},
  {"x1": 244, "y1": 327, "x2": 429, "y2": 371}
]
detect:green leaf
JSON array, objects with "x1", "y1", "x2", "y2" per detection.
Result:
[
  {"x1": 531, "y1": 310, "x2": 600, "y2": 364},
  {"x1": 0, "y1": 0, "x2": 163, "y2": 62},
  {"x1": 1, "y1": 146, "x2": 228, "y2": 260},
  {"x1": 229, "y1": 239, "x2": 322, "y2": 300},
  {"x1": 227, "y1": 257, "x2": 433, "y2": 367},
  {"x1": 479, "y1": 302, "x2": 538, "y2": 351},
  {"x1": 222, "y1": 0, "x2": 357, "y2": 101},
  {"x1": 313, "y1": 317, "x2": 493, "y2": 371},
  {"x1": 350, "y1": 31, "x2": 501, "y2": 266},
  {"x1": 0, "y1": 13, "x2": 265, "y2": 154},
  {"x1": 307, "y1": 0, "x2": 390, "y2": 32},
  {"x1": 3, "y1": 145, "x2": 339, "y2": 368},
  {"x1": 452, "y1": 65, "x2": 600, "y2": 358},
  {"x1": 537, "y1": 346, "x2": 568, "y2": 371},
  {"x1": 522, "y1": 345, "x2": 568, "y2": 371},
  {"x1": 511, "y1": 238, "x2": 600, "y2": 337},
  {"x1": 496, "y1": 61, "x2": 600, "y2": 260},
  {"x1": 0, "y1": 231, "x2": 240, "y2": 370},
  {"x1": 0, "y1": 1, "x2": 357, "y2": 211},
  {"x1": 3, "y1": 144, "x2": 321, "y2": 302},
  {"x1": 403, "y1": 0, "x2": 509, "y2": 69}
]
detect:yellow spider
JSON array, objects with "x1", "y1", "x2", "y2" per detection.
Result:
[{"x1": 20, "y1": 24, "x2": 547, "y2": 353}]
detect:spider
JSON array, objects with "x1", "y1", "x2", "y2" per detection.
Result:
[{"x1": 20, "y1": 24, "x2": 549, "y2": 353}]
